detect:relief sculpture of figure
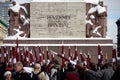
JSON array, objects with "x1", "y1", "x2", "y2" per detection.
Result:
[
  {"x1": 96, "y1": 0, "x2": 107, "y2": 37},
  {"x1": 86, "y1": 15, "x2": 96, "y2": 37},
  {"x1": 8, "y1": 0, "x2": 30, "y2": 38},
  {"x1": 8, "y1": 1, "x2": 20, "y2": 36},
  {"x1": 86, "y1": 0, "x2": 107, "y2": 38}
]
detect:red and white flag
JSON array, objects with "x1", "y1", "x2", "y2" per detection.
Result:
[
  {"x1": 3, "y1": 47, "x2": 7, "y2": 63},
  {"x1": 25, "y1": 47, "x2": 29, "y2": 62},
  {"x1": 16, "y1": 38, "x2": 20, "y2": 62},
  {"x1": 79, "y1": 52, "x2": 87, "y2": 67},
  {"x1": 29, "y1": 50, "x2": 34, "y2": 65},
  {"x1": 33, "y1": 47, "x2": 39, "y2": 62},
  {"x1": 46, "y1": 47, "x2": 50, "y2": 65},
  {"x1": 42, "y1": 51, "x2": 45, "y2": 64},
  {"x1": 21, "y1": 47, "x2": 25, "y2": 62},
  {"x1": 98, "y1": 45, "x2": 103, "y2": 65},
  {"x1": 51, "y1": 53, "x2": 55, "y2": 62},
  {"x1": 112, "y1": 49, "x2": 118, "y2": 70},
  {"x1": 74, "y1": 46, "x2": 79, "y2": 62},
  {"x1": 39, "y1": 47, "x2": 42, "y2": 64},
  {"x1": 12, "y1": 46, "x2": 16, "y2": 63},
  {"x1": 84, "y1": 52, "x2": 91, "y2": 68},
  {"x1": 61, "y1": 45, "x2": 65, "y2": 70},
  {"x1": 68, "y1": 46, "x2": 72, "y2": 60},
  {"x1": 9, "y1": 47, "x2": 13, "y2": 62}
]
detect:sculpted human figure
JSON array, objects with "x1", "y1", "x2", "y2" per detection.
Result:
[
  {"x1": 8, "y1": 1, "x2": 20, "y2": 36},
  {"x1": 86, "y1": 0, "x2": 107, "y2": 38},
  {"x1": 8, "y1": 0, "x2": 30, "y2": 37}
]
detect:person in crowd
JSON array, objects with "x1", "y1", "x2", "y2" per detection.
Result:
[
  {"x1": 86, "y1": 62, "x2": 114, "y2": 80},
  {"x1": 0, "y1": 62, "x2": 6, "y2": 80},
  {"x1": 110, "y1": 65, "x2": 120, "y2": 80},
  {"x1": 4, "y1": 71, "x2": 13, "y2": 80},
  {"x1": 85, "y1": 62, "x2": 101, "y2": 80},
  {"x1": 49, "y1": 61, "x2": 58, "y2": 80},
  {"x1": 63, "y1": 63, "x2": 80, "y2": 80},
  {"x1": 13, "y1": 61, "x2": 31, "y2": 80},
  {"x1": 33, "y1": 63, "x2": 49, "y2": 80},
  {"x1": 5, "y1": 62, "x2": 13, "y2": 71}
]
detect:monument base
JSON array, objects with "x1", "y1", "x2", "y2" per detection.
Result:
[{"x1": 2, "y1": 38, "x2": 113, "y2": 63}]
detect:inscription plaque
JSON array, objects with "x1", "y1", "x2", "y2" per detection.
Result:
[{"x1": 30, "y1": 2, "x2": 86, "y2": 38}]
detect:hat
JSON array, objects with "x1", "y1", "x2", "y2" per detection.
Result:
[{"x1": 4, "y1": 71, "x2": 11, "y2": 77}]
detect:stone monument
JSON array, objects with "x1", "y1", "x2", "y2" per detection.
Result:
[{"x1": 3, "y1": 0, "x2": 113, "y2": 63}]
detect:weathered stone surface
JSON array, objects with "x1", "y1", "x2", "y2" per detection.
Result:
[{"x1": 30, "y1": 2, "x2": 86, "y2": 38}]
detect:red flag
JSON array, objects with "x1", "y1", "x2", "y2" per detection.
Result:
[
  {"x1": 12, "y1": 46, "x2": 16, "y2": 63},
  {"x1": 98, "y1": 45, "x2": 103, "y2": 65},
  {"x1": 80, "y1": 52, "x2": 87, "y2": 67},
  {"x1": 68, "y1": 46, "x2": 72, "y2": 60},
  {"x1": 42, "y1": 51, "x2": 45, "y2": 64},
  {"x1": 74, "y1": 46, "x2": 79, "y2": 62},
  {"x1": 9, "y1": 47, "x2": 13, "y2": 62},
  {"x1": 51, "y1": 54, "x2": 55, "y2": 62},
  {"x1": 20, "y1": 47, "x2": 25, "y2": 62},
  {"x1": 50, "y1": 50, "x2": 85, "y2": 70},
  {"x1": 112, "y1": 49, "x2": 117, "y2": 63},
  {"x1": 39, "y1": 47, "x2": 42, "y2": 64},
  {"x1": 85, "y1": 52, "x2": 91, "y2": 68},
  {"x1": 46, "y1": 47, "x2": 50, "y2": 60},
  {"x1": 33, "y1": 47, "x2": 39, "y2": 62},
  {"x1": 61, "y1": 45, "x2": 65, "y2": 69},
  {"x1": 112, "y1": 49, "x2": 118, "y2": 70},
  {"x1": 16, "y1": 48, "x2": 20, "y2": 61},
  {"x1": 6, "y1": 51, "x2": 9, "y2": 63},
  {"x1": 16, "y1": 38, "x2": 20, "y2": 61},
  {"x1": 23, "y1": 47, "x2": 27, "y2": 62},
  {"x1": 29, "y1": 50, "x2": 34, "y2": 64},
  {"x1": 25, "y1": 48, "x2": 29, "y2": 62},
  {"x1": 3, "y1": 47, "x2": 7, "y2": 63}
]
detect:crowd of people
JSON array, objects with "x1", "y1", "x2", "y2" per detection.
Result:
[{"x1": 0, "y1": 60, "x2": 120, "y2": 80}]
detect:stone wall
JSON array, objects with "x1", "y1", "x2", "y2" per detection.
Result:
[
  {"x1": 0, "y1": 23, "x2": 7, "y2": 44},
  {"x1": 30, "y1": 2, "x2": 86, "y2": 38}
]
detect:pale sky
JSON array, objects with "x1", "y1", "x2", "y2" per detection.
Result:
[{"x1": 104, "y1": 0, "x2": 120, "y2": 43}]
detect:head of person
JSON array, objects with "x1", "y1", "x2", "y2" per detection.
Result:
[
  {"x1": 98, "y1": 0, "x2": 104, "y2": 7},
  {"x1": 67, "y1": 63, "x2": 74, "y2": 71},
  {"x1": 4, "y1": 71, "x2": 12, "y2": 79},
  {"x1": 104, "y1": 62, "x2": 113, "y2": 69},
  {"x1": 14, "y1": 62, "x2": 23, "y2": 72},
  {"x1": 90, "y1": 62, "x2": 97, "y2": 71},
  {"x1": 90, "y1": 15, "x2": 95, "y2": 24},
  {"x1": 0, "y1": 62, "x2": 6, "y2": 69},
  {"x1": 7, "y1": 62, "x2": 13, "y2": 68},
  {"x1": 34, "y1": 63, "x2": 41, "y2": 73},
  {"x1": 12, "y1": 1, "x2": 16, "y2": 6}
]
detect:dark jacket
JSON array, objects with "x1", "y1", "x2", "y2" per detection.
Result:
[
  {"x1": 13, "y1": 71, "x2": 31, "y2": 80},
  {"x1": 111, "y1": 68, "x2": 120, "y2": 80}
]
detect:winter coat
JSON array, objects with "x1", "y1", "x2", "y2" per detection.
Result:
[
  {"x1": 13, "y1": 71, "x2": 31, "y2": 80},
  {"x1": 88, "y1": 67, "x2": 114, "y2": 80},
  {"x1": 110, "y1": 68, "x2": 120, "y2": 80}
]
